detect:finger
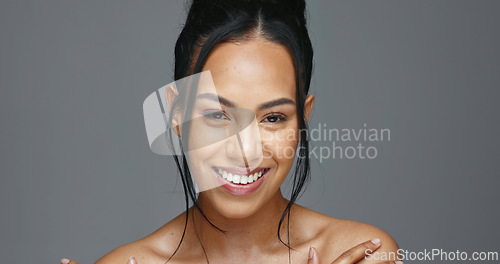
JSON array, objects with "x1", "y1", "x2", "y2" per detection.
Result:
[
  {"x1": 60, "y1": 259, "x2": 80, "y2": 264},
  {"x1": 307, "y1": 247, "x2": 320, "y2": 264},
  {"x1": 128, "y1": 256, "x2": 138, "y2": 264},
  {"x1": 331, "y1": 238, "x2": 381, "y2": 264}
]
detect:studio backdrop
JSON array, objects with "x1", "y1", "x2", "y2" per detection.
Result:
[{"x1": 0, "y1": 0, "x2": 499, "y2": 263}]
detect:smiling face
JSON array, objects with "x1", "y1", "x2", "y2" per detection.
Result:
[{"x1": 174, "y1": 39, "x2": 313, "y2": 219}]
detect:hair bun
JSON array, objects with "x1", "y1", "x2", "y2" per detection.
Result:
[
  {"x1": 188, "y1": 0, "x2": 307, "y2": 25},
  {"x1": 250, "y1": 0, "x2": 306, "y2": 21}
]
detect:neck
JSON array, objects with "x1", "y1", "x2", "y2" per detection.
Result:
[{"x1": 190, "y1": 191, "x2": 290, "y2": 259}]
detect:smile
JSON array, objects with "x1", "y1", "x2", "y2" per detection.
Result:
[
  {"x1": 211, "y1": 166, "x2": 271, "y2": 195},
  {"x1": 212, "y1": 166, "x2": 267, "y2": 185}
]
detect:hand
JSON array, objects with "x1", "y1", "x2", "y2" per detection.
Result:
[
  {"x1": 60, "y1": 256, "x2": 138, "y2": 264},
  {"x1": 307, "y1": 238, "x2": 403, "y2": 264}
]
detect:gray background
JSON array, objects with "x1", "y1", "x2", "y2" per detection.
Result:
[{"x1": 1, "y1": 0, "x2": 499, "y2": 263}]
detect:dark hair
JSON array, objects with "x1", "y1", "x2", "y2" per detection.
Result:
[{"x1": 166, "y1": 0, "x2": 313, "y2": 262}]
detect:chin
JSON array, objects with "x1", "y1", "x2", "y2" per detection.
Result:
[{"x1": 201, "y1": 190, "x2": 265, "y2": 219}]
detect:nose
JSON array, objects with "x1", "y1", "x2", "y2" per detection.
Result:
[{"x1": 226, "y1": 117, "x2": 263, "y2": 171}]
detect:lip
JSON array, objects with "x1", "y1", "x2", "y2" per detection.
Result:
[{"x1": 211, "y1": 166, "x2": 270, "y2": 196}]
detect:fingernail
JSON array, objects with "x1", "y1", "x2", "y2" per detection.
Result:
[
  {"x1": 308, "y1": 247, "x2": 314, "y2": 259},
  {"x1": 128, "y1": 256, "x2": 137, "y2": 264},
  {"x1": 371, "y1": 238, "x2": 381, "y2": 245},
  {"x1": 394, "y1": 261, "x2": 404, "y2": 264},
  {"x1": 60, "y1": 258, "x2": 70, "y2": 264}
]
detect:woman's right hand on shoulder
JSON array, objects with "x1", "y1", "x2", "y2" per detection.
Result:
[
  {"x1": 307, "y1": 239, "x2": 403, "y2": 264},
  {"x1": 60, "y1": 256, "x2": 138, "y2": 264}
]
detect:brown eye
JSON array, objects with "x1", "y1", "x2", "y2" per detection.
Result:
[{"x1": 263, "y1": 114, "x2": 287, "y2": 123}]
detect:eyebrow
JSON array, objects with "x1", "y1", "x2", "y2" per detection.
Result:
[
  {"x1": 196, "y1": 93, "x2": 295, "y2": 110},
  {"x1": 196, "y1": 93, "x2": 236, "y2": 108}
]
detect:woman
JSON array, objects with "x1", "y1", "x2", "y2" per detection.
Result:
[{"x1": 62, "y1": 0, "x2": 400, "y2": 263}]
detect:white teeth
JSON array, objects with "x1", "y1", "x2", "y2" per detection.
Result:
[
  {"x1": 241, "y1": 176, "x2": 248, "y2": 184},
  {"x1": 232, "y1": 175, "x2": 241, "y2": 184},
  {"x1": 215, "y1": 168, "x2": 267, "y2": 185}
]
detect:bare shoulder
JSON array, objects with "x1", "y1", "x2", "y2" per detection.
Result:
[
  {"x1": 95, "y1": 212, "x2": 188, "y2": 264},
  {"x1": 292, "y1": 205, "x2": 399, "y2": 263},
  {"x1": 94, "y1": 239, "x2": 152, "y2": 264},
  {"x1": 329, "y1": 218, "x2": 398, "y2": 249}
]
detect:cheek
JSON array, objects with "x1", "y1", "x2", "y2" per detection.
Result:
[
  {"x1": 185, "y1": 122, "x2": 221, "y2": 164},
  {"x1": 185, "y1": 116, "x2": 226, "y2": 153},
  {"x1": 261, "y1": 128, "x2": 299, "y2": 162}
]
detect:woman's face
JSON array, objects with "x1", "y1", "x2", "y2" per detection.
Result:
[{"x1": 179, "y1": 39, "x2": 313, "y2": 219}]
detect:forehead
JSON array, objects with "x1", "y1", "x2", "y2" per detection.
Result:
[{"x1": 197, "y1": 40, "x2": 296, "y2": 107}]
